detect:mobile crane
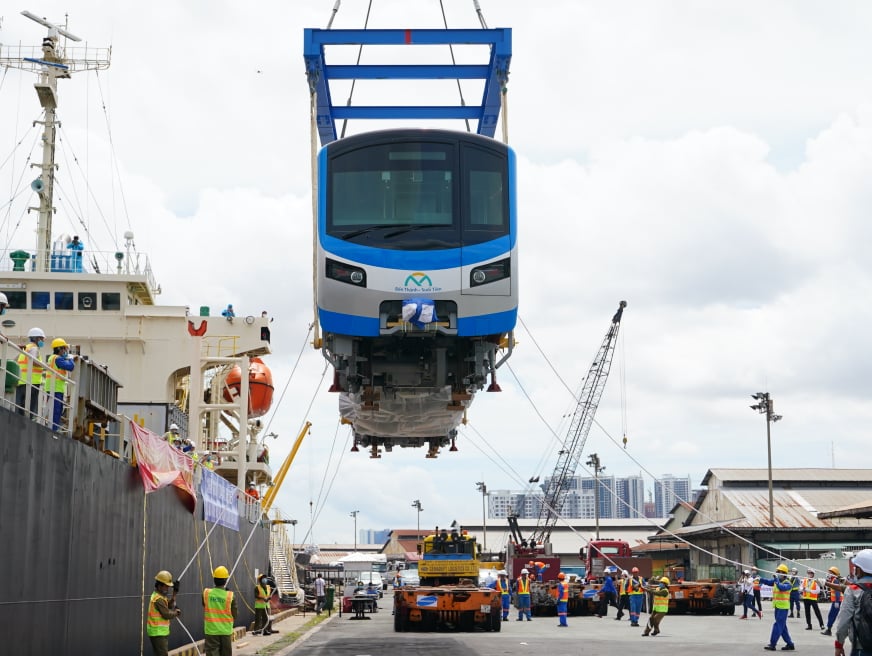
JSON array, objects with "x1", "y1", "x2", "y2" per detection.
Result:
[{"x1": 505, "y1": 302, "x2": 630, "y2": 614}]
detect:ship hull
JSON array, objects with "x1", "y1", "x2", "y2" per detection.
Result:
[{"x1": 0, "y1": 407, "x2": 269, "y2": 655}]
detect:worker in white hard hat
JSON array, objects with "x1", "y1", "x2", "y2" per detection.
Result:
[
  {"x1": 834, "y1": 549, "x2": 872, "y2": 656},
  {"x1": 16, "y1": 327, "x2": 46, "y2": 417},
  {"x1": 516, "y1": 568, "x2": 532, "y2": 621},
  {"x1": 0, "y1": 291, "x2": 8, "y2": 315},
  {"x1": 162, "y1": 422, "x2": 181, "y2": 442},
  {"x1": 491, "y1": 570, "x2": 511, "y2": 620}
]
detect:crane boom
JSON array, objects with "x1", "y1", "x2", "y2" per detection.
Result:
[{"x1": 529, "y1": 301, "x2": 627, "y2": 546}]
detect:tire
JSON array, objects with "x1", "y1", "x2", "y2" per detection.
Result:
[
  {"x1": 394, "y1": 608, "x2": 406, "y2": 632},
  {"x1": 491, "y1": 612, "x2": 502, "y2": 632}
]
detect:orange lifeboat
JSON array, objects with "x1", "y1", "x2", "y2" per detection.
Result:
[{"x1": 222, "y1": 357, "x2": 274, "y2": 418}]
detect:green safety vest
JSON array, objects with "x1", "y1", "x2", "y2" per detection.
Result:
[
  {"x1": 255, "y1": 584, "x2": 270, "y2": 609},
  {"x1": 45, "y1": 354, "x2": 68, "y2": 393},
  {"x1": 146, "y1": 591, "x2": 171, "y2": 637},
  {"x1": 652, "y1": 589, "x2": 669, "y2": 613},
  {"x1": 203, "y1": 587, "x2": 234, "y2": 635},
  {"x1": 773, "y1": 582, "x2": 790, "y2": 609}
]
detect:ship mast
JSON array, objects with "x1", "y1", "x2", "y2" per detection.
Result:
[{"x1": 0, "y1": 11, "x2": 110, "y2": 272}]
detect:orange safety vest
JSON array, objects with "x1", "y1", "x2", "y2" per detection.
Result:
[
  {"x1": 17, "y1": 342, "x2": 44, "y2": 384},
  {"x1": 753, "y1": 577, "x2": 761, "y2": 591},
  {"x1": 619, "y1": 578, "x2": 628, "y2": 595},
  {"x1": 801, "y1": 578, "x2": 819, "y2": 600},
  {"x1": 517, "y1": 577, "x2": 530, "y2": 595},
  {"x1": 146, "y1": 591, "x2": 171, "y2": 637},
  {"x1": 629, "y1": 577, "x2": 645, "y2": 595},
  {"x1": 558, "y1": 581, "x2": 569, "y2": 602},
  {"x1": 496, "y1": 579, "x2": 510, "y2": 596},
  {"x1": 203, "y1": 587, "x2": 234, "y2": 635}
]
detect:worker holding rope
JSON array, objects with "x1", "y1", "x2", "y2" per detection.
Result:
[
  {"x1": 203, "y1": 566, "x2": 236, "y2": 656},
  {"x1": 147, "y1": 571, "x2": 181, "y2": 656}
]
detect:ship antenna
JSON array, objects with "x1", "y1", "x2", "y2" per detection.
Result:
[{"x1": 2, "y1": 11, "x2": 109, "y2": 272}]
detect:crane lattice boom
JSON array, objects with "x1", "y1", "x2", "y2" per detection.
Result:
[{"x1": 529, "y1": 301, "x2": 627, "y2": 546}]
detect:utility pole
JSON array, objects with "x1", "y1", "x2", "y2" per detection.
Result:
[
  {"x1": 750, "y1": 392, "x2": 783, "y2": 525},
  {"x1": 476, "y1": 482, "x2": 488, "y2": 551},
  {"x1": 586, "y1": 453, "x2": 605, "y2": 539},
  {"x1": 411, "y1": 499, "x2": 423, "y2": 539},
  {"x1": 350, "y1": 510, "x2": 359, "y2": 552}
]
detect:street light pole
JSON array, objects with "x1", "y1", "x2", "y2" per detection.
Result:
[
  {"x1": 476, "y1": 482, "x2": 488, "y2": 551},
  {"x1": 586, "y1": 453, "x2": 604, "y2": 540},
  {"x1": 350, "y1": 510, "x2": 359, "y2": 552},
  {"x1": 750, "y1": 392, "x2": 783, "y2": 526},
  {"x1": 411, "y1": 499, "x2": 423, "y2": 539}
]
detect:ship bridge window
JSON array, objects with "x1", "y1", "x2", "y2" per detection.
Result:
[
  {"x1": 102, "y1": 292, "x2": 121, "y2": 311},
  {"x1": 5, "y1": 291, "x2": 26, "y2": 310},
  {"x1": 54, "y1": 291, "x2": 74, "y2": 310},
  {"x1": 31, "y1": 291, "x2": 50, "y2": 310},
  {"x1": 78, "y1": 292, "x2": 97, "y2": 311}
]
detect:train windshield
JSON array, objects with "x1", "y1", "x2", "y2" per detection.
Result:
[{"x1": 328, "y1": 137, "x2": 508, "y2": 249}]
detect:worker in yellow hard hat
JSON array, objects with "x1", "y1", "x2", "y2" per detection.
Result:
[
  {"x1": 642, "y1": 576, "x2": 671, "y2": 636},
  {"x1": 822, "y1": 565, "x2": 845, "y2": 636},
  {"x1": 147, "y1": 570, "x2": 180, "y2": 656},
  {"x1": 45, "y1": 337, "x2": 75, "y2": 432},
  {"x1": 759, "y1": 564, "x2": 795, "y2": 651},
  {"x1": 203, "y1": 565, "x2": 236, "y2": 655}
]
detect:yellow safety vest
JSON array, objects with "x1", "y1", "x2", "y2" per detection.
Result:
[
  {"x1": 146, "y1": 591, "x2": 171, "y2": 637},
  {"x1": 255, "y1": 584, "x2": 271, "y2": 609},
  {"x1": 203, "y1": 587, "x2": 234, "y2": 635},
  {"x1": 773, "y1": 582, "x2": 790, "y2": 609},
  {"x1": 17, "y1": 343, "x2": 43, "y2": 385},
  {"x1": 652, "y1": 589, "x2": 669, "y2": 613},
  {"x1": 45, "y1": 354, "x2": 68, "y2": 393},
  {"x1": 496, "y1": 579, "x2": 510, "y2": 596}
]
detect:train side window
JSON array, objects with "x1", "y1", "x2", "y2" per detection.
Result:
[
  {"x1": 79, "y1": 292, "x2": 97, "y2": 311},
  {"x1": 5, "y1": 291, "x2": 26, "y2": 309},
  {"x1": 31, "y1": 291, "x2": 50, "y2": 310},
  {"x1": 101, "y1": 292, "x2": 121, "y2": 311},
  {"x1": 54, "y1": 291, "x2": 74, "y2": 310}
]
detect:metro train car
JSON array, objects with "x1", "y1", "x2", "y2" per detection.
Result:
[{"x1": 316, "y1": 128, "x2": 518, "y2": 456}]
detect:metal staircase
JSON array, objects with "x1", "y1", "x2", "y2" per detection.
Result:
[{"x1": 269, "y1": 511, "x2": 301, "y2": 603}]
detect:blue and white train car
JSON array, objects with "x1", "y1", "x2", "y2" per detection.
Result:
[{"x1": 304, "y1": 27, "x2": 516, "y2": 456}]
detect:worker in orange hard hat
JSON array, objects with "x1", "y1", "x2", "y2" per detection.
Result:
[
  {"x1": 556, "y1": 572, "x2": 569, "y2": 627},
  {"x1": 628, "y1": 567, "x2": 646, "y2": 627},
  {"x1": 822, "y1": 565, "x2": 844, "y2": 636}
]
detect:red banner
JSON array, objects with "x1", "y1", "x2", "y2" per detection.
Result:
[{"x1": 130, "y1": 421, "x2": 195, "y2": 507}]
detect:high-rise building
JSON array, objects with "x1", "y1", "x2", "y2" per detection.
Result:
[
  {"x1": 654, "y1": 474, "x2": 693, "y2": 517},
  {"x1": 489, "y1": 474, "x2": 647, "y2": 519}
]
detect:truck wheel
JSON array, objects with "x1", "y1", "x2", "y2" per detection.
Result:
[
  {"x1": 490, "y1": 612, "x2": 502, "y2": 632},
  {"x1": 394, "y1": 608, "x2": 406, "y2": 632}
]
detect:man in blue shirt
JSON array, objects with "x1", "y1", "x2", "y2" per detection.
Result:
[{"x1": 760, "y1": 563, "x2": 795, "y2": 651}]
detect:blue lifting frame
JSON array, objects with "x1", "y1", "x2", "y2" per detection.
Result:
[{"x1": 303, "y1": 27, "x2": 512, "y2": 146}]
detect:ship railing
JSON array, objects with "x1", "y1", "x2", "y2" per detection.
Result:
[
  {"x1": 0, "y1": 334, "x2": 76, "y2": 436},
  {"x1": 0, "y1": 247, "x2": 158, "y2": 293},
  {"x1": 0, "y1": 43, "x2": 111, "y2": 73}
]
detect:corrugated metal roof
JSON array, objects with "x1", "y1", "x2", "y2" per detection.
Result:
[
  {"x1": 703, "y1": 468, "x2": 872, "y2": 486},
  {"x1": 818, "y1": 499, "x2": 872, "y2": 519},
  {"x1": 717, "y1": 489, "x2": 872, "y2": 529}
]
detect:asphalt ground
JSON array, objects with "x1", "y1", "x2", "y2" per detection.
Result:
[{"x1": 236, "y1": 595, "x2": 845, "y2": 656}]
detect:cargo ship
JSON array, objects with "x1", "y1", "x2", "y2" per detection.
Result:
[{"x1": 0, "y1": 13, "x2": 280, "y2": 655}]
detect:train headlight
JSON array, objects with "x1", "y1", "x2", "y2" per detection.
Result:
[
  {"x1": 470, "y1": 258, "x2": 510, "y2": 287},
  {"x1": 326, "y1": 259, "x2": 367, "y2": 287}
]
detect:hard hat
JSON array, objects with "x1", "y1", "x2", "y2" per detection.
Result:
[
  {"x1": 622, "y1": 570, "x2": 629, "y2": 577},
  {"x1": 660, "y1": 577, "x2": 670, "y2": 585},
  {"x1": 248, "y1": 482, "x2": 255, "y2": 488},
  {"x1": 155, "y1": 570, "x2": 174, "y2": 586},
  {"x1": 828, "y1": 566, "x2": 840, "y2": 576},
  {"x1": 169, "y1": 423, "x2": 179, "y2": 432},
  {"x1": 0, "y1": 292, "x2": 7, "y2": 304},
  {"x1": 631, "y1": 567, "x2": 639, "y2": 573},
  {"x1": 743, "y1": 570, "x2": 750, "y2": 575},
  {"x1": 51, "y1": 338, "x2": 68, "y2": 349},
  {"x1": 776, "y1": 564, "x2": 789, "y2": 574},
  {"x1": 498, "y1": 570, "x2": 507, "y2": 576},
  {"x1": 853, "y1": 549, "x2": 872, "y2": 574},
  {"x1": 557, "y1": 572, "x2": 566, "y2": 580},
  {"x1": 213, "y1": 565, "x2": 229, "y2": 579},
  {"x1": 520, "y1": 568, "x2": 529, "y2": 575},
  {"x1": 27, "y1": 327, "x2": 46, "y2": 339},
  {"x1": 807, "y1": 569, "x2": 814, "y2": 574},
  {"x1": 790, "y1": 567, "x2": 798, "y2": 573}
]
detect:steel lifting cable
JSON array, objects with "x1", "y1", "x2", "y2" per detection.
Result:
[
  {"x1": 338, "y1": 0, "x2": 373, "y2": 140},
  {"x1": 512, "y1": 314, "x2": 817, "y2": 576},
  {"x1": 439, "y1": 0, "x2": 471, "y2": 133}
]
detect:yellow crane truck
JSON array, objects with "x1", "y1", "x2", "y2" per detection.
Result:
[{"x1": 394, "y1": 527, "x2": 502, "y2": 632}]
